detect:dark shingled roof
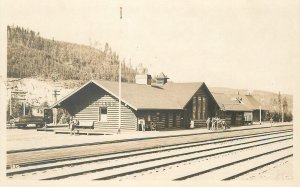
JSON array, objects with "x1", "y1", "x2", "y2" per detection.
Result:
[{"x1": 51, "y1": 80, "x2": 205, "y2": 110}]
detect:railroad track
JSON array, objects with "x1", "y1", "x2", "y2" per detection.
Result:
[
  {"x1": 7, "y1": 128, "x2": 293, "y2": 180},
  {"x1": 7, "y1": 125, "x2": 292, "y2": 169}
]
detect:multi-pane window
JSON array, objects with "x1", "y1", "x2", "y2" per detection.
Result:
[
  {"x1": 198, "y1": 97, "x2": 202, "y2": 119},
  {"x1": 192, "y1": 96, "x2": 207, "y2": 120},
  {"x1": 192, "y1": 97, "x2": 197, "y2": 119},
  {"x1": 99, "y1": 107, "x2": 107, "y2": 122}
]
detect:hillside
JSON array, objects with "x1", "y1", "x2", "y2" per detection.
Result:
[
  {"x1": 7, "y1": 25, "x2": 142, "y2": 82},
  {"x1": 7, "y1": 78, "x2": 75, "y2": 107}
]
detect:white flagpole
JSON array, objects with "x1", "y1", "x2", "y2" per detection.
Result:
[
  {"x1": 281, "y1": 102, "x2": 284, "y2": 123},
  {"x1": 259, "y1": 106, "x2": 261, "y2": 125},
  {"x1": 118, "y1": 7, "x2": 122, "y2": 134}
]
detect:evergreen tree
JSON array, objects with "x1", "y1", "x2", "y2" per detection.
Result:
[{"x1": 7, "y1": 25, "x2": 138, "y2": 83}]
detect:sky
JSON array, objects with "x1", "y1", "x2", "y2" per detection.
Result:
[{"x1": 1, "y1": 0, "x2": 300, "y2": 94}]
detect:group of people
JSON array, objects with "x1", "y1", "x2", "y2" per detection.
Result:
[
  {"x1": 138, "y1": 119, "x2": 156, "y2": 131},
  {"x1": 206, "y1": 117, "x2": 230, "y2": 131}
]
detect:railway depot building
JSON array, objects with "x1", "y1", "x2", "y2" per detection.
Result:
[
  {"x1": 50, "y1": 74, "x2": 220, "y2": 132},
  {"x1": 211, "y1": 92, "x2": 268, "y2": 126}
]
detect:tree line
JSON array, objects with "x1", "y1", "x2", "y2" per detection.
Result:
[
  {"x1": 266, "y1": 92, "x2": 293, "y2": 122},
  {"x1": 7, "y1": 25, "x2": 146, "y2": 82}
]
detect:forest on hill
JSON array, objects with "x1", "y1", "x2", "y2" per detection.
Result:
[
  {"x1": 6, "y1": 26, "x2": 293, "y2": 122},
  {"x1": 7, "y1": 25, "x2": 145, "y2": 82}
]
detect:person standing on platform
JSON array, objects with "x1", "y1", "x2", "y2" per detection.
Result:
[
  {"x1": 139, "y1": 118, "x2": 146, "y2": 132},
  {"x1": 70, "y1": 117, "x2": 76, "y2": 135},
  {"x1": 138, "y1": 120, "x2": 142, "y2": 131},
  {"x1": 206, "y1": 117, "x2": 211, "y2": 130},
  {"x1": 190, "y1": 118, "x2": 194, "y2": 129},
  {"x1": 211, "y1": 117, "x2": 216, "y2": 130},
  {"x1": 150, "y1": 122, "x2": 155, "y2": 131},
  {"x1": 68, "y1": 116, "x2": 73, "y2": 129}
]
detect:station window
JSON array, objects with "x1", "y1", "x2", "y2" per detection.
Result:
[{"x1": 99, "y1": 107, "x2": 108, "y2": 122}]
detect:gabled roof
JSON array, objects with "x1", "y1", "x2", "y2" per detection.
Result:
[
  {"x1": 157, "y1": 72, "x2": 169, "y2": 79},
  {"x1": 50, "y1": 80, "x2": 206, "y2": 110},
  {"x1": 211, "y1": 93, "x2": 252, "y2": 112},
  {"x1": 244, "y1": 95, "x2": 268, "y2": 110},
  {"x1": 220, "y1": 103, "x2": 252, "y2": 112}
]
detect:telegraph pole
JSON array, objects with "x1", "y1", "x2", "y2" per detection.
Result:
[
  {"x1": 11, "y1": 90, "x2": 27, "y2": 116},
  {"x1": 10, "y1": 98, "x2": 12, "y2": 115},
  {"x1": 53, "y1": 84, "x2": 61, "y2": 125},
  {"x1": 281, "y1": 102, "x2": 284, "y2": 123},
  {"x1": 53, "y1": 89, "x2": 60, "y2": 103},
  {"x1": 7, "y1": 83, "x2": 17, "y2": 117},
  {"x1": 118, "y1": 6, "x2": 122, "y2": 134},
  {"x1": 9, "y1": 90, "x2": 12, "y2": 116},
  {"x1": 259, "y1": 106, "x2": 261, "y2": 125},
  {"x1": 7, "y1": 79, "x2": 23, "y2": 118}
]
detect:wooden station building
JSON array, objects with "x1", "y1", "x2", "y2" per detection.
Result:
[
  {"x1": 211, "y1": 92, "x2": 268, "y2": 126},
  {"x1": 50, "y1": 74, "x2": 220, "y2": 132}
]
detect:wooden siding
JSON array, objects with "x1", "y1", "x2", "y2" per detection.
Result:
[
  {"x1": 137, "y1": 110, "x2": 182, "y2": 131},
  {"x1": 223, "y1": 111, "x2": 244, "y2": 126},
  {"x1": 234, "y1": 112, "x2": 244, "y2": 125},
  {"x1": 186, "y1": 85, "x2": 218, "y2": 128},
  {"x1": 62, "y1": 83, "x2": 137, "y2": 132}
]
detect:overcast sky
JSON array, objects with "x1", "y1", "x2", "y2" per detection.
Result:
[{"x1": 1, "y1": 0, "x2": 300, "y2": 94}]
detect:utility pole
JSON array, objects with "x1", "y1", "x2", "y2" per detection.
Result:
[
  {"x1": 281, "y1": 102, "x2": 284, "y2": 123},
  {"x1": 7, "y1": 84, "x2": 16, "y2": 117},
  {"x1": 9, "y1": 89, "x2": 12, "y2": 116},
  {"x1": 118, "y1": 6, "x2": 122, "y2": 134},
  {"x1": 53, "y1": 89, "x2": 60, "y2": 103},
  {"x1": 259, "y1": 106, "x2": 261, "y2": 125},
  {"x1": 278, "y1": 91, "x2": 282, "y2": 123},
  {"x1": 11, "y1": 90, "x2": 27, "y2": 116},
  {"x1": 10, "y1": 96, "x2": 12, "y2": 116},
  {"x1": 53, "y1": 84, "x2": 61, "y2": 125},
  {"x1": 22, "y1": 95, "x2": 26, "y2": 116}
]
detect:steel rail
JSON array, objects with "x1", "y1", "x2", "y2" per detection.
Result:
[
  {"x1": 7, "y1": 129, "x2": 292, "y2": 169},
  {"x1": 7, "y1": 130, "x2": 292, "y2": 174},
  {"x1": 222, "y1": 154, "x2": 293, "y2": 180},
  {"x1": 42, "y1": 137, "x2": 292, "y2": 180},
  {"x1": 174, "y1": 147, "x2": 292, "y2": 180}
]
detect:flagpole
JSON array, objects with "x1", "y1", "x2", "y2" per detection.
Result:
[
  {"x1": 118, "y1": 7, "x2": 122, "y2": 134},
  {"x1": 259, "y1": 105, "x2": 261, "y2": 125}
]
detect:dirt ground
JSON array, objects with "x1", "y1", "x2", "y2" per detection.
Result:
[{"x1": 6, "y1": 122, "x2": 292, "y2": 151}]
